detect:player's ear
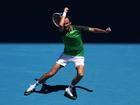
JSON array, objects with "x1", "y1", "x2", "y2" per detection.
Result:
[{"x1": 68, "y1": 19, "x2": 72, "y2": 24}]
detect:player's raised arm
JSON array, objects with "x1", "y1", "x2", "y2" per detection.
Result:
[
  {"x1": 89, "y1": 27, "x2": 111, "y2": 33},
  {"x1": 59, "y1": 7, "x2": 69, "y2": 27}
]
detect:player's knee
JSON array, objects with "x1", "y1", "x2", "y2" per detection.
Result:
[
  {"x1": 47, "y1": 71, "x2": 56, "y2": 77},
  {"x1": 47, "y1": 67, "x2": 59, "y2": 77},
  {"x1": 76, "y1": 65, "x2": 84, "y2": 78},
  {"x1": 45, "y1": 71, "x2": 55, "y2": 77}
]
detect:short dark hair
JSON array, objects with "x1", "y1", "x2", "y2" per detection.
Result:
[{"x1": 66, "y1": 15, "x2": 72, "y2": 22}]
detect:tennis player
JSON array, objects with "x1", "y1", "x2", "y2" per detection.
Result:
[{"x1": 24, "y1": 7, "x2": 111, "y2": 98}]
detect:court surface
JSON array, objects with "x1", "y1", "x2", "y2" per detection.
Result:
[{"x1": 0, "y1": 43, "x2": 140, "y2": 105}]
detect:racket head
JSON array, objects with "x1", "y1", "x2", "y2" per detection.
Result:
[{"x1": 52, "y1": 13, "x2": 62, "y2": 27}]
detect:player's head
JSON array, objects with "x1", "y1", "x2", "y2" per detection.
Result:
[{"x1": 64, "y1": 15, "x2": 72, "y2": 30}]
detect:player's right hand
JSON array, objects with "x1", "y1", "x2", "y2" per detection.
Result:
[{"x1": 64, "y1": 7, "x2": 69, "y2": 13}]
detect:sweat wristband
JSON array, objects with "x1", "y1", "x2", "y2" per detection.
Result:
[{"x1": 62, "y1": 12, "x2": 67, "y2": 17}]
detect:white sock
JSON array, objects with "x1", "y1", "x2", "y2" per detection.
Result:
[{"x1": 33, "y1": 81, "x2": 39, "y2": 87}]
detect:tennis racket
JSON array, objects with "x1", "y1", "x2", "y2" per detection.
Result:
[{"x1": 52, "y1": 12, "x2": 62, "y2": 27}]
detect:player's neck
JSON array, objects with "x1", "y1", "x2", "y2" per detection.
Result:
[
  {"x1": 65, "y1": 25, "x2": 72, "y2": 32},
  {"x1": 68, "y1": 25, "x2": 73, "y2": 32}
]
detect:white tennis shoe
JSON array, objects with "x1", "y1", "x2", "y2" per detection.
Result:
[
  {"x1": 65, "y1": 86, "x2": 74, "y2": 97},
  {"x1": 24, "y1": 84, "x2": 36, "y2": 96}
]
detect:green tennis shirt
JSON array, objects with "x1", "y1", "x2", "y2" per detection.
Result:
[{"x1": 60, "y1": 25, "x2": 89, "y2": 56}]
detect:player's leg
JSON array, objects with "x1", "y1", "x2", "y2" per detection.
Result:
[
  {"x1": 71, "y1": 65, "x2": 84, "y2": 86},
  {"x1": 71, "y1": 56, "x2": 84, "y2": 86},
  {"x1": 65, "y1": 56, "x2": 84, "y2": 98},
  {"x1": 24, "y1": 53, "x2": 68, "y2": 96},
  {"x1": 24, "y1": 63, "x2": 63, "y2": 96},
  {"x1": 37, "y1": 63, "x2": 63, "y2": 84},
  {"x1": 65, "y1": 65, "x2": 84, "y2": 98},
  {"x1": 38, "y1": 53, "x2": 68, "y2": 84}
]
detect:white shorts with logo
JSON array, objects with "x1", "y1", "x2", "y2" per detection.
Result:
[{"x1": 56, "y1": 53, "x2": 85, "y2": 67}]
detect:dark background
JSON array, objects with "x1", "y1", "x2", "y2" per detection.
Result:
[{"x1": 0, "y1": 0, "x2": 140, "y2": 43}]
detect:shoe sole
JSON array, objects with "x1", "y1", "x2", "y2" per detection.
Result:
[
  {"x1": 24, "y1": 89, "x2": 35, "y2": 96},
  {"x1": 64, "y1": 91, "x2": 77, "y2": 100}
]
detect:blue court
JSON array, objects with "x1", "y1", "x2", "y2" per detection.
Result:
[{"x1": 0, "y1": 44, "x2": 140, "y2": 105}]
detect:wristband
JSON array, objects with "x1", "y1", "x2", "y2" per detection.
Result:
[{"x1": 62, "y1": 12, "x2": 67, "y2": 17}]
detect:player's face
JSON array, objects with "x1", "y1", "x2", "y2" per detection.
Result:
[{"x1": 64, "y1": 18, "x2": 71, "y2": 30}]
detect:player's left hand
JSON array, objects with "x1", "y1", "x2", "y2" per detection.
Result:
[{"x1": 105, "y1": 27, "x2": 111, "y2": 33}]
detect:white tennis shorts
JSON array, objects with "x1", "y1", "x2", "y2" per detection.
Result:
[{"x1": 56, "y1": 53, "x2": 85, "y2": 67}]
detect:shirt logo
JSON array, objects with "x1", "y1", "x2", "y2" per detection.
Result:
[{"x1": 66, "y1": 30, "x2": 80, "y2": 38}]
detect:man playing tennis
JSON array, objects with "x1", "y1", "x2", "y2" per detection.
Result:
[{"x1": 24, "y1": 7, "x2": 111, "y2": 98}]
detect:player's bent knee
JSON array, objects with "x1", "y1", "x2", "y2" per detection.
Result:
[
  {"x1": 48, "y1": 71, "x2": 56, "y2": 77},
  {"x1": 47, "y1": 67, "x2": 59, "y2": 76},
  {"x1": 45, "y1": 70, "x2": 56, "y2": 77}
]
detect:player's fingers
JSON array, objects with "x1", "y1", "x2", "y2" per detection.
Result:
[
  {"x1": 64, "y1": 7, "x2": 69, "y2": 12},
  {"x1": 107, "y1": 27, "x2": 111, "y2": 31}
]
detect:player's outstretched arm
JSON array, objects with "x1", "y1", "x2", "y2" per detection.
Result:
[
  {"x1": 59, "y1": 7, "x2": 69, "y2": 27},
  {"x1": 89, "y1": 27, "x2": 111, "y2": 33}
]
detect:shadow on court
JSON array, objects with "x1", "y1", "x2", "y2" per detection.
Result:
[{"x1": 34, "y1": 84, "x2": 93, "y2": 100}]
